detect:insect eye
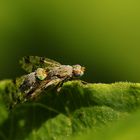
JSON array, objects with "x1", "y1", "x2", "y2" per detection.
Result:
[
  {"x1": 73, "y1": 65, "x2": 84, "y2": 77},
  {"x1": 74, "y1": 72, "x2": 83, "y2": 77},
  {"x1": 36, "y1": 68, "x2": 47, "y2": 80}
]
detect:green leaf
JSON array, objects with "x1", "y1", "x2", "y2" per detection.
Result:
[
  {"x1": 0, "y1": 80, "x2": 140, "y2": 140},
  {"x1": 72, "y1": 109, "x2": 140, "y2": 140}
]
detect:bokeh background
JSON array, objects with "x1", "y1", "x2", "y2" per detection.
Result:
[{"x1": 0, "y1": 0, "x2": 140, "y2": 83}]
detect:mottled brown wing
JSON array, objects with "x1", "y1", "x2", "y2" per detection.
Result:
[{"x1": 19, "y1": 56, "x2": 61, "y2": 73}]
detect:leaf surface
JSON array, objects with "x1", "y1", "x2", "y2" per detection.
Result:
[{"x1": 0, "y1": 80, "x2": 140, "y2": 140}]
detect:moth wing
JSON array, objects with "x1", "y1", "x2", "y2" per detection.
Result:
[{"x1": 19, "y1": 56, "x2": 61, "y2": 73}]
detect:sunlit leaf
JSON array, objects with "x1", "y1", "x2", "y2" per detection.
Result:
[{"x1": 0, "y1": 80, "x2": 140, "y2": 140}]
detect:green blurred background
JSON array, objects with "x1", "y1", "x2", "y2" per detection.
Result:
[{"x1": 0, "y1": 0, "x2": 140, "y2": 83}]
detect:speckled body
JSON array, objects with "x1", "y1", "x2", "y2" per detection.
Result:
[
  {"x1": 20, "y1": 65, "x2": 74, "y2": 95},
  {"x1": 19, "y1": 56, "x2": 85, "y2": 99},
  {"x1": 48, "y1": 65, "x2": 73, "y2": 79}
]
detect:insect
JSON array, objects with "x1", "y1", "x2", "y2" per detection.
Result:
[{"x1": 19, "y1": 56, "x2": 85, "y2": 100}]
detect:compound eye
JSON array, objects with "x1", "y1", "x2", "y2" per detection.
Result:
[
  {"x1": 36, "y1": 68, "x2": 47, "y2": 80},
  {"x1": 74, "y1": 70, "x2": 84, "y2": 77},
  {"x1": 73, "y1": 65, "x2": 84, "y2": 77},
  {"x1": 74, "y1": 72, "x2": 83, "y2": 77}
]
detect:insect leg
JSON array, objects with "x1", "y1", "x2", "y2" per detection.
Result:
[
  {"x1": 55, "y1": 77, "x2": 71, "y2": 92},
  {"x1": 44, "y1": 78, "x2": 62, "y2": 88},
  {"x1": 30, "y1": 78, "x2": 62, "y2": 99}
]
